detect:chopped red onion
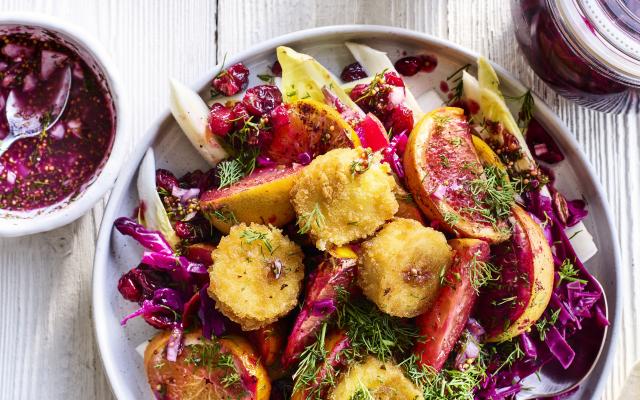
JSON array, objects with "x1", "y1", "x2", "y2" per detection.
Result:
[
  {"x1": 49, "y1": 123, "x2": 65, "y2": 140},
  {"x1": 6, "y1": 170, "x2": 16, "y2": 185},
  {"x1": 2, "y1": 43, "x2": 34, "y2": 59},
  {"x1": 22, "y1": 73, "x2": 37, "y2": 92},
  {"x1": 40, "y1": 50, "x2": 68, "y2": 80}
]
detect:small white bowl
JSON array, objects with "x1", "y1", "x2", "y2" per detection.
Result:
[{"x1": 0, "y1": 12, "x2": 129, "y2": 237}]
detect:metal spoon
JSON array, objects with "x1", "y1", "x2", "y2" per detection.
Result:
[
  {"x1": 0, "y1": 65, "x2": 72, "y2": 157},
  {"x1": 518, "y1": 279, "x2": 609, "y2": 399}
]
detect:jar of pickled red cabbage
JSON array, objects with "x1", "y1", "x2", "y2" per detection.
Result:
[{"x1": 512, "y1": 0, "x2": 640, "y2": 113}]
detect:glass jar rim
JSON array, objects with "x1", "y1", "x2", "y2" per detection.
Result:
[{"x1": 548, "y1": 0, "x2": 640, "y2": 87}]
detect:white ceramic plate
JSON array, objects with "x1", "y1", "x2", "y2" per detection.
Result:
[{"x1": 93, "y1": 25, "x2": 621, "y2": 400}]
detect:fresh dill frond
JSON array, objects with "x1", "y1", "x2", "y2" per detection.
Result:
[
  {"x1": 355, "y1": 68, "x2": 388, "y2": 104},
  {"x1": 535, "y1": 308, "x2": 561, "y2": 341},
  {"x1": 257, "y1": 73, "x2": 274, "y2": 83},
  {"x1": 240, "y1": 228, "x2": 274, "y2": 254},
  {"x1": 558, "y1": 259, "x2": 587, "y2": 285},
  {"x1": 211, "y1": 208, "x2": 238, "y2": 225},
  {"x1": 297, "y1": 203, "x2": 326, "y2": 234},
  {"x1": 336, "y1": 296, "x2": 420, "y2": 362},
  {"x1": 465, "y1": 165, "x2": 516, "y2": 225},
  {"x1": 445, "y1": 63, "x2": 471, "y2": 106},
  {"x1": 442, "y1": 211, "x2": 460, "y2": 226},
  {"x1": 350, "y1": 383, "x2": 375, "y2": 400},
  {"x1": 216, "y1": 159, "x2": 245, "y2": 188},
  {"x1": 468, "y1": 252, "x2": 500, "y2": 293},
  {"x1": 506, "y1": 90, "x2": 535, "y2": 132},
  {"x1": 292, "y1": 323, "x2": 331, "y2": 399},
  {"x1": 439, "y1": 154, "x2": 451, "y2": 168}
]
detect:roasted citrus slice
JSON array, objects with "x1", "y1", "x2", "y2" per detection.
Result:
[
  {"x1": 403, "y1": 107, "x2": 510, "y2": 243},
  {"x1": 477, "y1": 204, "x2": 554, "y2": 342},
  {"x1": 144, "y1": 332, "x2": 270, "y2": 400},
  {"x1": 200, "y1": 165, "x2": 302, "y2": 233},
  {"x1": 414, "y1": 238, "x2": 489, "y2": 371},
  {"x1": 265, "y1": 99, "x2": 360, "y2": 164}
]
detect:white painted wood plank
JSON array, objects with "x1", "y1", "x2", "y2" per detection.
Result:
[
  {"x1": 0, "y1": 1, "x2": 217, "y2": 399},
  {"x1": 0, "y1": 1, "x2": 637, "y2": 399}
]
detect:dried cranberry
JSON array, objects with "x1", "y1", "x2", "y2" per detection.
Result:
[
  {"x1": 340, "y1": 62, "x2": 367, "y2": 82},
  {"x1": 349, "y1": 83, "x2": 369, "y2": 103},
  {"x1": 242, "y1": 85, "x2": 283, "y2": 116},
  {"x1": 385, "y1": 105, "x2": 414, "y2": 136},
  {"x1": 384, "y1": 71, "x2": 404, "y2": 87},
  {"x1": 271, "y1": 61, "x2": 282, "y2": 77},
  {"x1": 420, "y1": 54, "x2": 438, "y2": 72},
  {"x1": 118, "y1": 270, "x2": 143, "y2": 302},
  {"x1": 174, "y1": 221, "x2": 193, "y2": 239},
  {"x1": 208, "y1": 103, "x2": 234, "y2": 137},
  {"x1": 211, "y1": 62, "x2": 249, "y2": 96},
  {"x1": 156, "y1": 169, "x2": 178, "y2": 193},
  {"x1": 144, "y1": 310, "x2": 177, "y2": 330},
  {"x1": 394, "y1": 56, "x2": 421, "y2": 76},
  {"x1": 231, "y1": 102, "x2": 251, "y2": 130}
]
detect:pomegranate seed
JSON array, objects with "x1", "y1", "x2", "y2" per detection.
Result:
[
  {"x1": 242, "y1": 85, "x2": 283, "y2": 116},
  {"x1": 174, "y1": 221, "x2": 193, "y2": 239},
  {"x1": 271, "y1": 61, "x2": 282, "y2": 77},
  {"x1": 384, "y1": 71, "x2": 404, "y2": 87},
  {"x1": 340, "y1": 62, "x2": 367, "y2": 82},
  {"x1": 212, "y1": 62, "x2": 249, "y2": 96},
  {"x1": 208, "y1": 103, "x2": 234, "y2": 137},
  {"x1": 420, "y1": 54, "x2": 438, "y2": 72},
  {"x1": 156, "y1": 169, "x2": 178, "y2": 192},
  {"x1": 385, "y1": 105, "x2": 414, "y2": 136},
  {"x1": 394, "y1": 56, "x2": 422, "y2": 76}
]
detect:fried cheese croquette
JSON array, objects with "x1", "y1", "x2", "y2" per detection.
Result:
[
  {"x1": 330, "y1": 356, "x2": 424, "y2": 400},
  {"x1": 290, "y1": 148, "x2": 398, "y2": 250},
  {"x1": 358, "y1": 218, "x2": 452, "y2": 318},
  {"x1": 208, "y1": 223, "x2": 304, "y2": 330}
]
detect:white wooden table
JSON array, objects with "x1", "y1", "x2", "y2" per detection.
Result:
[{"x1": 0, "y1": 1, "x2": 637, "y2": 399}]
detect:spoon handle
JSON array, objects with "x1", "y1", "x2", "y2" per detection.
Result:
[{"x1": 0, "y1": 136, "x2": 17, "y2": 158}]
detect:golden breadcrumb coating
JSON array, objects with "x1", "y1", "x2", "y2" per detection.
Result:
[
  {"x1": 291, "y1": 148, "x2": 398, "y2": 250},
  {"x1": 359, "y1": 218, "x2": 452, "y2": 317},
  {"x1": 208, "y1": 223, "x2": 304, "y2": 330}
]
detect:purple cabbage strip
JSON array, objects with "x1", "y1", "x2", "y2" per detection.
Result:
[
  {"x1": 198, "y1": 284, "x2": 226, "y2": 339},
  {"x1": 382, "y1": 132, "x2": 408, "y2": 178},
  {"x1": 114, "y1": 217, "x2": 173, "y2": 255}
]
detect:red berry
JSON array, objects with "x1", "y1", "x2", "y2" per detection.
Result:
[
  {"x1": 349, "y1": 83, "x2": 369, "y2": 102},
  {"x1": 117, "y1": 270, "x2": 143, "y2": 302},
  {"x1": 212, "y1": 62, "x2": 249, "y2": 96},
  {"x1": 394, "y1": 56, "x2": 421, "y2": 76},
  {"x1": 385, "y1": 105, "x2": 414, "y2": 136},
  {"x1": 174, "y1": 221, "x2": 193, "y2": 239},
  {"x1": 242, "y1": 85, "x2": 283, "y2": 116},
  {"x1": 208, "y1": 103, "x2": 234, "y2": 137},
  {"x1": 155, "y1": 169, "x2": 178, "y2": 192},
  {"x1": 340, "y1": 62, "x2": 367, "y2": 82},
  {"x1": 420, "y1": 54, "x2": 438, "y2": 72},
  {"x1": 384, "y1": 71, "x2": 405, "y2": 87},
  {"x1": 230, "y1": 102, "x2": 250, "y2": 130},
  {"x1": 271, "y1": 61, "x2": 282, "y2": 77}
]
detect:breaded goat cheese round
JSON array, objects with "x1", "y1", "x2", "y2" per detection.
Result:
[
  {"x1": 290, "y1": 148, "x2": 398, "y2": 250},
  {"x1": 208, "y1": 223, "x2": 304, "y2": 330},
  {"x1": 330, "y1": 357, "x2": 424, "y2": 400},
  {"x1": 358, "y1": 218, "x2": 452, "y2": 317}
]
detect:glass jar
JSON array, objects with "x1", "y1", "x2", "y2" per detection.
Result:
[{"x1": 512, "y1": 0, "x2": 640, "y2": 113}]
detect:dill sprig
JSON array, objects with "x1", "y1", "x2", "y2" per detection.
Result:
[
  {"x1": 506, "y1": 90, "x2": 535, "y2": 132},
  {"x1": 184, "y1": 340, "x2": 242, "y2": 387},
  {"x1": 468, "y1": 252, "x2": 501, "y2": 293},
  {"x1": 216, "y1": 159, "x2": 245, "y2": 188},
  {"x1": 350, "y1": 383, "x2": 375, "y2": 400},
  {"x1": 297, "y1": 203, "x2": 326, "y2": 234},
  {"x1": 240, "y1": 228, "x2": 274, "y2": 254},
  {"x1": 442, "y1": 211, "x2": 460, "y2": 226},
  {"x1": 355, "y1": 69, "x2": 388, "y2": 105},
  {"x1": 558, "y1": 259, "x2": 587, "y2": 285},
  {"x1": 445, "y1": 64, "x2": 471, "y2": 106},
  {"x1": 350, "y1": 148, "x2": 374, "y2": 176},
  {"x1": 292, "y1": 323, "x2": 337, "y2": 400},
  {"x1": 210, "y1": 208, "x2": 238, "y2": 225},
  {"x1": 535, "y1": 308, "x2": 561, "y2": 341},
  {"x1": 465, "y1": 165, "x2": 516, "y2": 225},
  {"x1": 257, "y1": 73, "x2": 274, "y2": 83},
  {"x1": 400, "y1": 353, "x2": 487, "y2": 400},
  {"x1": 336, "y1": 293, "x2": 420, "y2": 361}
]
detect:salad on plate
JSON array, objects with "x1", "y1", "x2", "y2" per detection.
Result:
[{"x1": 113, "y1": 42, "x2": 608, "y2": 399}]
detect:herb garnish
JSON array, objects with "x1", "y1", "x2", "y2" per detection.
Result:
[
  {"x1": 184, "y1": 340, "x2": 242, "y2": 388},
  {"x1": 217, "y1": 159, "x2": 245, "y2": 188},
  {"x1": 297, "y1": 203, "x2": 326, "y2": 234},
  {"x1": 351, "y1": 148, "x2": 374, "y2": 176},
  {"x1": 240, "y1": 228, "x2": 274, "y2": 254},
  {"x1": 558, "y1": 259, "x2": 587, "y2": 285},
  {"x1": 211, "y1": 208, "x2": 238, "y2": 225},
  {"x1": 257, "y1": 73, "x2": 275, "y2": 83},
  {"x1": 445, "y1": 63, "x2": 471, "y2": 106},
  {"x1": 535, "y1": 308, "x2": 561, "y2": 341},
  {"x1": 464, "y1": 165, "x2": 516, "y2": 226},
  {"x1": 468, "y1": 252, "x2": 500, "y2": 293}
]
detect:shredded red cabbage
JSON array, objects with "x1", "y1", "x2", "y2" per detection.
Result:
[{"x1": 382, "y1": 132, "x2": 408, "y2": 178}]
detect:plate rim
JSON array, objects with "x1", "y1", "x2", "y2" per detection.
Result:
[{"x1": 92, "y1": 24, "x2": 621, "y2": 400}]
